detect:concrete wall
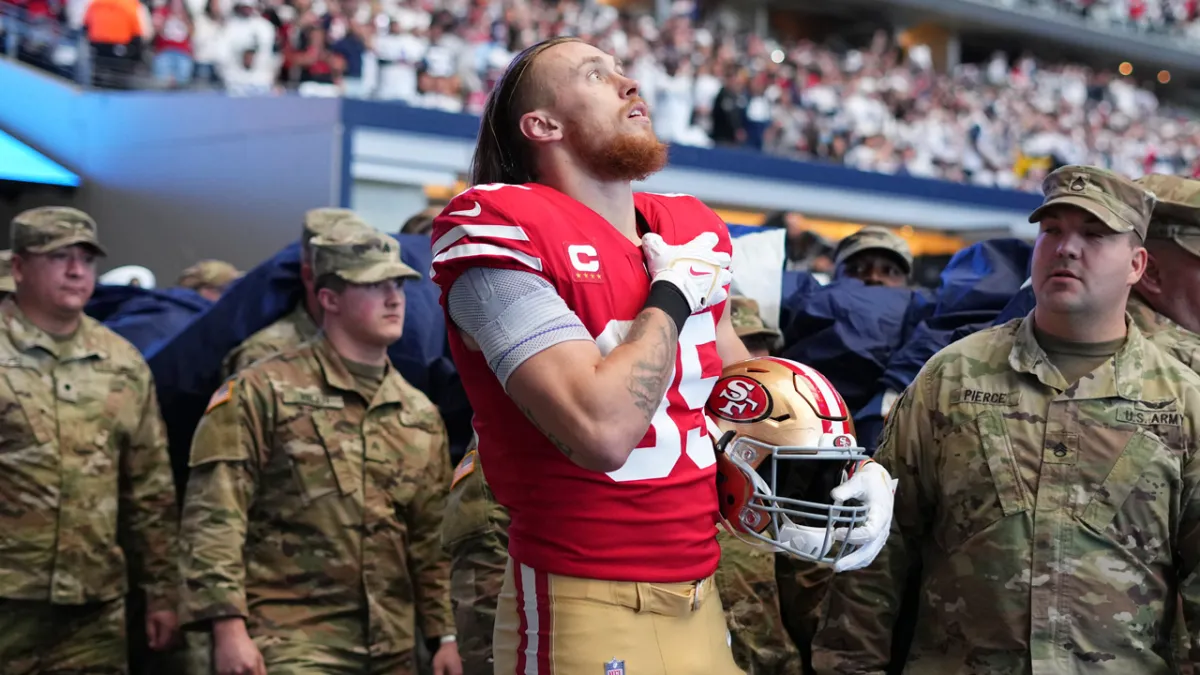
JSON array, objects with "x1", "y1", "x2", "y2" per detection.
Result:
[{"x1": 0, "y1": 59, "x2": 341, "y2": 282}]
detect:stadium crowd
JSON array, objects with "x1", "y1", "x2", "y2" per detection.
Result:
[{"x1": 6, "y1": 0, "x2": 1200, "y2": 190}]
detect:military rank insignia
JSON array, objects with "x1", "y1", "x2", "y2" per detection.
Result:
[{"x1": 604, "y1": 658, "x2": 625, "y2": 675}]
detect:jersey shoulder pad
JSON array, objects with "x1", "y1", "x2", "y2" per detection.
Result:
[{"x1": 430, "y1": 183, "x2": 549, "y2": 286}]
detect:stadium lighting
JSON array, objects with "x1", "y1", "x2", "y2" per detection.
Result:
[
  {"x1": 1158, "y1": 70, "x2": 1171, "y2": 84},
  {"x1": 1119, "y1": 62, "x2": 1133, "y2": 76}
]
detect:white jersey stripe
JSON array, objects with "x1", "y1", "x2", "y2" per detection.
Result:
[
  {"x1": 520, "y1": 563, "x2": 540, "y2": 675},
  {"x1": 430, "y1": 243, "x2": 544, "y2": 279},
  {"x1": 432, "y1": 224, "x2": 530, "y2": 256}
]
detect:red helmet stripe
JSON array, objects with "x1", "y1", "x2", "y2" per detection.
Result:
[{"x1": 760, "y1": 357, "x2": 850, "y2": 434}]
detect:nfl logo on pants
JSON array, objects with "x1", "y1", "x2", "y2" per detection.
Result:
[{"x1": 604, "y1": 659, "x2": 625, "y2": 675}]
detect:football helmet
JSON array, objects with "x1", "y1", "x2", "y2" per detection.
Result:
[{"x1": 706, "y1": 356, "x2": 872, "y2": 566}]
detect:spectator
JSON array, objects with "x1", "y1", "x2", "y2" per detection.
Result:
[
  {"x1": 220, "y1": 0, "x2": 271, "y2": 75},
  {"x1": 150, "y1": 0, "x2": 194, "y2": 87},
  {"x1": 330, "y1": 18, "x2": 369, "y2": 97},
  {"x1": 711, "y1": 65, "x2": 748, "y2": 146},
  {"x1": 190, "y1": 0, "x2": 225, "y2": 85},
  {"x1": 222, "y1": 44, "x2": 270, "y2": 93},
  {"x1": 83, "y1": 0, "x2": 142, "y2": 87}
]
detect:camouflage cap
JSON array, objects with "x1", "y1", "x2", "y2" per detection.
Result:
[
  {"x1": 730, "y1": 296, "x2": 781, "y2": 340},
  {"x1": 0, "y1": 251, "x2": 13, "y2": 294},
  {"x1": 177, "y1": 259, "x2": 243, "y2": 290},
  {"x1": 1134, "y1": 174, "x2": 1200, "y2": 259},
  {"x1": 1029, "y1": 165, "x2": 1156, "y2": 239},
  {"x1": 311, "y1": 229, "x2": 421, "y2": 284},
  {"x1": 833, "y1": 226, "x2": 913, "y2": 273},
  {"x1": 303, "y1": 208, "x2": 358, "y2": 246},
  {"x1": 11, "y1": 206, "x2": 107, "y2": 256}
]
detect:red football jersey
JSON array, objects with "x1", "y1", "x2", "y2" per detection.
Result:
[{"x1": 430, "y1": 183, "x2": 730, "y2": 582}]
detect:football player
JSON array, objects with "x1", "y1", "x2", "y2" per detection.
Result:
[{"x1": 430, "y1": 36, "x2": 893, "y2": 674}]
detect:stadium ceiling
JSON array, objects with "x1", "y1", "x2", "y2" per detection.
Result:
[
  {"x1": 0, "y1": 129, "x2": 80, "y2": 189},
  {"x1": 784, "y1": 0, "x2": 1200, "y2": 76}
]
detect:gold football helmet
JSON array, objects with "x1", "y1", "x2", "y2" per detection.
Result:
[{"x1": 706, "y1": 356, "x2": 871, "y2": 565}]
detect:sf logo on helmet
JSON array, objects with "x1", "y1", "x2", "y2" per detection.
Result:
[{"x1": 709, "y1": 376, "x2": 771, "y2": 423}]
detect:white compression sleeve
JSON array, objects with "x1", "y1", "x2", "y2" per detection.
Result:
[{"x1": 447, "y1": 267, "x2": 594, "y2": 389}]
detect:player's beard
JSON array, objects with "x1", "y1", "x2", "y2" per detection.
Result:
[{"x1": 566, "y1": 117, "x2": 669, "y2": 183}]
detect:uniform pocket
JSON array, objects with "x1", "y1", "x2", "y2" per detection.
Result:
[
  {"x1": 1077, "y1": 429, "x2": 1174, "y2": 562},
  {"x1": 286, "y1": 410, "x2": 359, "y2": 503},
  {"x1": 0, "y1": 368, "x2": 53, "y2": 449},
  {"x1": 937, "y1": 409, "x2": 1029, "y2": 551}
]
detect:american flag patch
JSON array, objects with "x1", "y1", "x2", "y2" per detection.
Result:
[
  {"x1": 205, "y1": 381, "x2": 234, "y2": 414},
  {"x1": 450, "y1": 450, "x2": 477, "y2": 490}
]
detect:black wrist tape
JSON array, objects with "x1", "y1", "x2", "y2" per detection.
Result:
[{"x1": 645, "y1": 280, "x2": 691, "y2": 333}]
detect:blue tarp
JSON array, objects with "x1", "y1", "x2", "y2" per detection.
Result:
[
  {"x1": 146, "y1": 234, "x2": 462, "y2": 495},
  {"x1": 780, "y1": 279, "x2": 932, "y2": 415},
  {"x1": 878, "y1": 238, "x2": 1032, "y2": 393},
  {"x1": 852, "y1": 239, "x2": 1032, "y2": 452},
  {"x1": 86, "y1": 285, "x2": 212, "y2": 354}
]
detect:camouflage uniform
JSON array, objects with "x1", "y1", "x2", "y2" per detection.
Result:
[
  {"x1": 716, "y1": 530, "x2": 804, "y2": 675},
  {"x1": 1135, "y1": 173, "x2": 1200, "y2": 675},
  {"x1": 179, "y1": 230, "x2": 453, "y2": 673},
  {"x1": 176, "y1": 259, "x2": 243, "y2": 293},
  {"x1": 219, "y1": 208, "x2": 362, "y2": 379},
  {"x1": 813, "y1": 167, "x2": 1200, "y2": 674},
  {"x1": 0, "y1": 250, "x2": 14, "y2": 295},
  {"x1": 1131, "y1": 173, "x2": 1200, "y2": 372},
  {"x1": 0, "y1": 208, "x2": 179, "y2": 674},
  {"x1": 442, "y1": 443, "x2": 510, "y2": 675},
  {"x1": 444, "y1": 450, "x2": 803, "y2": 675},
  {"x1": 1128, "y1": 293, "x2": 1200, "y2": 371}
]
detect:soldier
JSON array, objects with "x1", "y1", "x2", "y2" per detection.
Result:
[
  {"x1": 812, "y1": 165, "x2": 1200, "y2": 674},
  {"x1": 176, "y1": 259, "x2": 244, "y2": 302},
  {"x1": 729, "y1": 296, "x2": 781, "y2": 357},
  {"x1": 1130, "y1": 174, "x2": 1200, "y2": 367},
  {"x1": 220, "y1": 207, "x2": 359, "y2": 378},
  {"x1": 1132, "y1": 174, "x2": 1200, "y2": 675},
  {"x1": 179, "y1": 228, "x2": 461, "y2": 675},
  {"x1": 0, "y1": 250, "x2": 15, "y2": 298},
  {"x1": 440, "y1": 436, "x2": 509, "y2": 675},
  {"x1": 0, "y1": 207, "x2": 180, "y2": 673},
  {"x1": 831, "y1": 226, "x2": 912, "y2": 288}
]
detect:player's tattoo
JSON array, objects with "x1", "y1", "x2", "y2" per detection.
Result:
[
  {"x1": 625, "y1": 310, "x2": 679, "y2": 421},
  {"x1": 517, "y1": 403, "x2": 575, "y2": 459}
]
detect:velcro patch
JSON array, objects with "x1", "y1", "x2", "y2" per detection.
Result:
[
  {"x1": 951, "y1": 388, "x2": 1021, "y2": 407},
  {"x1": 1116, "y1": 406, "x2": 1183, "y2": 427},
  {"x1": 451, "y1": 450, "x2": 477, "y2": 490},
  {"x1": 205, "y1": 381, "x2": 234, "y2": 414},
  {"x1": 281, "y1": 390, "x2": 344, "y2": 409}
]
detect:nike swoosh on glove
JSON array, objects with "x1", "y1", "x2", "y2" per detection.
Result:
[
  {"x1": 642, "y1": 231, "x2": 733, "y2": 313},
  {"x1": 828, "y1": 460, "x2": 898, "y2": 573}
]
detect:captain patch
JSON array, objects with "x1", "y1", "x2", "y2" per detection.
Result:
[{"x1": 205, "y1": 381, "x2": 234, "y2": 414}]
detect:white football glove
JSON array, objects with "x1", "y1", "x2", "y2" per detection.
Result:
[
  {"x1": 642, "y1": 231, "x2": 733, "y2": 314},
  {"x1": 829, "y1": 460, "x2": 898, "y2": 573}
]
